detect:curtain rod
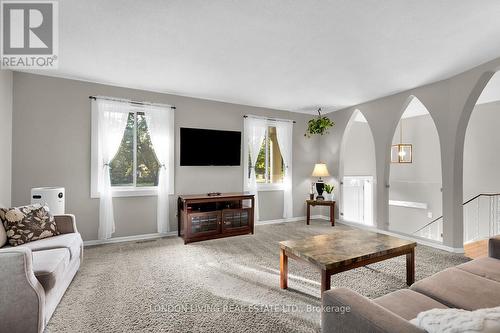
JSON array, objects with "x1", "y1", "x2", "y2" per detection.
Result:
[
  {"x1": 89, "y1": 95, "x2": 176, "y2": 109},
  {"x1": 243, "y1": 114, "x2": 296, "y2": 124}
]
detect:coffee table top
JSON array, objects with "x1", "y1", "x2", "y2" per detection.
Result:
[{"x1": 280, "y1": 227, "x2": 416, "y2": 271}]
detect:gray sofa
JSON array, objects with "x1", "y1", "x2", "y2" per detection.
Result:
[
  {"x1": 322, "y1": 236, "x2": 500, "y2": 332},
  {"x1": 0, "y1": 214, "x2": 83, "y2": 333}
]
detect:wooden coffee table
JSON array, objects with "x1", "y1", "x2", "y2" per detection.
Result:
[{"x1": 279, "y1": 227, "x2": 416, "y2": 294}]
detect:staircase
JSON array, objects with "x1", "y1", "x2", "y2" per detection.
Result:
[{"x1": 413, "y1": 193, "x2": 500, "y2": 252}]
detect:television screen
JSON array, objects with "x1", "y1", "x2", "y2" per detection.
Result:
[{"x1": 180, "y1": 128, "x2": 241, "y2": 166}]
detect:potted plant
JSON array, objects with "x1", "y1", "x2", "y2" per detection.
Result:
[
  {"x1": 305, "y1": 108, "x2": 335, "y2": 137},
  {"x1": 324, "y1": 184, "x2": 334, "y2": 201}
]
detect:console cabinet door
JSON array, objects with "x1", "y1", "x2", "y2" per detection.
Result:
[
  {"x1": 188, "y1": 211, "x2": 221, "y2": 238},
  {"x1": 222, "y1": 208, "x2": 252, "y2": 233}
]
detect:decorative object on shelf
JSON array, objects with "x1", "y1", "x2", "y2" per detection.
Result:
[
  {"x1": 305, "y1": 108, "x2": 335, "y2": 138},
  {"x1": 312, "y1": 163, "x2": 330, "y2": 200},
  {"x1": 309, "y1": 182, "x2": 315, "y2": 200},
  {"x1": 391, "y1": 118, "x2": 412, "y2": 163},
  {"x1": 324, "y1": 184, "x2": 334, "y2": 201}
]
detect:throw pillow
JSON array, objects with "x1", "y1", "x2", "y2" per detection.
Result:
[
  {"x1": 410, "y1": 306, "x2": 500, "y2": 333},
  {"x1": 0, "y1": 204, "x2": 60, "y2": 246}
]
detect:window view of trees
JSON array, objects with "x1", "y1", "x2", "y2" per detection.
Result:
[
  {"x1": 110, "y1": 111, "x2": 160, "y2": 187},
  {"x1": 250, "y1": 126, "x2": 284, "y2": 184}
]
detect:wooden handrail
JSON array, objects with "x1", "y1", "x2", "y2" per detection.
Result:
[{"x1": 412, "y1": 193, "x2": 500, "y2": 235}]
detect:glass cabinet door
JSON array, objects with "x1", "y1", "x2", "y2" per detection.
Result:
[
  {"x1": 189, "y1": 211, "x2": 221, "y2": 236},
  {"x1": 222, "y1": 209, "x2": 251, "y2": 232}
]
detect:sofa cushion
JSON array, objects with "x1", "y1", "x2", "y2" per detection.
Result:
[
  {"x1": 0, "y1": 204, "x2": 60, "y2": 246},
  {"x1": 32, "y1": 248, "x2": 70, "y2": 291},
  {"x1": 17, "y1": 233, "x2": 82, "y2": 260},
  {"x1": 456, "y1": 257, "x2": 500, "y2": 283},
  {"x1": 374, "y1": 289, "x2": 448, "y2": 320},
  {"x1": 411, "y1": 267, "x2": 500, "y2": 310}
]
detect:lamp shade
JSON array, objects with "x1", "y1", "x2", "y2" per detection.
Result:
[{"x1": 312, "y1": 163, "x2": 330, "y2": 177}]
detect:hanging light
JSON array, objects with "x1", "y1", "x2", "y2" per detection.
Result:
[{"x1": 391, "y1": 118, "x2": 412, "y2": 163}]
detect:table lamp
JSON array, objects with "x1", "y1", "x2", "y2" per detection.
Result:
[{"x1": 312, "y1": 163, "x2": 330, "y2": 200}]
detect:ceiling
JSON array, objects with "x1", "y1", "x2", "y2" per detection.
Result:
[
  {"x1": 24, "y1": 0, "x2": 500, "y2": 113},
  {"x1": 354, "y1": 97, "x2": 429, "y2": 122}
]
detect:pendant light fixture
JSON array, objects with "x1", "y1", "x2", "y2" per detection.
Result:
[{"x1": 391, "y1": 119, "x2": 412, "y2": 163}]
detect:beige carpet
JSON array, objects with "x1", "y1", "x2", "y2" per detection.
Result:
[{"x1": 45, "y1": 220, "x2": 468, "y2": 333}]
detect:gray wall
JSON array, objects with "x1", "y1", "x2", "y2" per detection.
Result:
[
  {"x1": 319, "y1": 56, "x2": 500, "y2": 248},
  {"x1": 388, "y1": 114, "x2": 442, "y2": 234},
  {"x1": 464, "y1": 101, "x2": 500, "y2": 200},
  {"x1": 0, "y1": 70, "x2": 12, "y2": 208},
  {"x1": 343, "y1": 121, "x2": 376, "y2": 177},
  {"x1": 12, "y1": 72, "x2": 319, "y2": 241}
]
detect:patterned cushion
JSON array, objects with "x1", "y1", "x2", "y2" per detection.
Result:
[{"x1": 0, "y1": 204, "x2": 60, "y2": 246}]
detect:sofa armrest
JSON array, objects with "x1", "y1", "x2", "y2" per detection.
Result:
[
  {"x1": 321, "y1": 288, "x2": 424, "y2": 333},
  {"x1": 489, "y1": 236, "x2": 500, "y2": 259},
  {"x1": 0, "y1": 247, "x2": 45, "y2": 333},
  {"x1": 54, "y1": 214, "x2": 77, "y2": 234}
]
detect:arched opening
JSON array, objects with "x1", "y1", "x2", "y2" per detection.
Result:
[
  {"x1": 388, "y1": 97, "x2": 443, "y2": 242},
  {"x1": 463, "y1": 71, "x2": 500, "y2": 248},
  {"x1": 339, "y1": 110, "x2": 376, "y2": 226}
]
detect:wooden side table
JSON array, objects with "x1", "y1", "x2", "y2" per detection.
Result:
[{"x1": 306, "y1": 200, "x2": 335, "y2": 226}]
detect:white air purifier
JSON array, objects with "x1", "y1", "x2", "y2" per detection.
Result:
[{"x1": 31, "y1": 187, "x2": 65, "y2": 215}]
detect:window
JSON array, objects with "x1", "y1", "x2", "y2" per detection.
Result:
[
  {"x1": 250, "y1": 126, "x2": 285, "y2": 186},
  {"x1": 91, "y1": 98, "x2": 174, "y2": 198},
  {"x1": 110, "y1": 111, "x2": 160, "y2": 187}
]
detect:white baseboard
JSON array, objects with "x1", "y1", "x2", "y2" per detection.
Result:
[
  {"x1": 83, "y1": 216, "x2": 464, "y2": 254},
  {"x1": 337, "y1": 219, "x2": 464, "y2": 253},
  {"x1": 84, "y1": 231, "x2": 177, "y2": 247},
  {"x1": 256, "y1": 215, "x2": 325, "y2": 225}
]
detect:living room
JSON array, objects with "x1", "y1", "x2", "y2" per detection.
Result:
[{"x1": 1, "y1": 1, "x2": 500, "y2": 333}]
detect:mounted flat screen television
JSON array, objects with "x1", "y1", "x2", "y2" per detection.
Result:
[{"x1": 180, "y1": 127, "x2": 241, "y2": 166}]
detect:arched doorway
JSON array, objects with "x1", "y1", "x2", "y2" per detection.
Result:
[
  {"x1": 463, "y1": 71, "x2": 500, "y2": 245},
  {"x1": 388, "y1": 97, "x2": 443, "y2": 242},
  {"x1": 340, "y1": 110, "x2": 376, "y2": 226}
]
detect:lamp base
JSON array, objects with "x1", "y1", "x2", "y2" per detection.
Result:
[{"x1": 315, "y1": 179, "x2": 325, "y2": 200}]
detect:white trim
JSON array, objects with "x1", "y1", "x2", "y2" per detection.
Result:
[
  {"x1": 389, "y1": 200, "x2": 428, "y2": 210},
  {"x1": 338, "y1": 218, "x2": 464, "y2": 253},
  {"x1": 90, "y1": 187, "x2": 159, "y2": 198},
  {"x1": 256, "y1": 215, "x2": 324, "y2": 225},
  {"x1": 244, "y1": 114, "x2": 294, "y2": 124},
  {"x1": 83, "y1": 216, "x2": 464, "y2": 253},
  {"x1": 257, "y1": 183, "x2": 284, "y2": 191},
  {"x1": 84, "y1": 231, "x2": 177, "y2": 246}
]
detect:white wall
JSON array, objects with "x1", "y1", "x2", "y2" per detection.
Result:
[{"x1": 0, "y1": 70, "x2": 12, "y2": 208}]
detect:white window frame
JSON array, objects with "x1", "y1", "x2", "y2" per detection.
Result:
[
  {"x1": 90, "y1": 100, "x2": 175, "y2": 198},
  {"x1": 244, "y1": 124, "x2": 285, "y2": 192}
]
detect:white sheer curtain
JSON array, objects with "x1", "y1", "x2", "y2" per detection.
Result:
[
  {"x1": 97, "y1": 100, "x2": 129, "y2": 240},
  {"x1": 144, "y1": 105, "x2": 173, "y2": 234},
  {"x1": 244, "y1": 118, "x2": 267, "y2": 221},
  {"x1": 276, "y1": 121, "x2": 293, "y2": 219}
]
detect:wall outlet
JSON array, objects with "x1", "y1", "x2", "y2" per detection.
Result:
[{"x1": 427, "y1": 212, "x2": 433, "y2": 219}]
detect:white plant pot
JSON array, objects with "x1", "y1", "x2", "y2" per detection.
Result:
[{"x1": 324, "y1": 193, "x2": 334, "y2": 201}]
